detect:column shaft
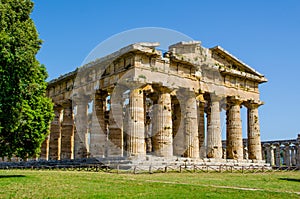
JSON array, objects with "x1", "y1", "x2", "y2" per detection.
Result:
[
  {"x1": 197, "y1": 95, "x2": 206, "y2": 158},
  {"x1": 284, "y1": 143, "x2": 291, "y2": 166},
  {"x1": 49, "y1": 107, "x2": 62, "y2": 160},
  {"x1": 90, "y1": 92, "x2": 107, "y2": 157},
  {"x1": 207, "y1": 96, "x2": 222, "y2": 159},
  {"x1": 61, "y1": 101, "x2": 74, "y2": 159},
  {"x1": 153, "y1": 90, "x2": 173, "y2": 157},
  {"x1": 172, "y1": 99, "x2": 184, "y2": 156},
  {"x1": 183, "y1": 92, "x2": 199, "y2": 158},
  {"x1": 246, "y1": 102, "x2": 262, "y2": 160},
  {"x1": 74, "y1": 97, "x2": 89, "y2": 158},
  {"x1": 108, "y1": 93, "x2": 123, "y2": 157},
  {"x1": 40, "y1": 135, "x2": 50, "y2": 160},
  {"x1": 127, "y1": 88, "x2": 145, "y2": 156},
  {"x1": 226, "y1": 99, "x2": 243, "y2": 160}
]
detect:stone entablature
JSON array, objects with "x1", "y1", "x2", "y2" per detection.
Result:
[{"x1": 41, "y1": 41, "x2": 267, "y2": 163}]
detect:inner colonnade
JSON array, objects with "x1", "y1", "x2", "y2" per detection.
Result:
[{"x1": 41, "y1": 41, "x2": 268, "y2": 163}]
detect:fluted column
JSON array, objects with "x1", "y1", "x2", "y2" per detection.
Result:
[
  {"x1": 245, "y1": 101, "x2": 263, "y2": 160},
  {"x1": 273, "y1": 142, "x2": 281, "y2": 167},
  {"x1": 49, "y1": 106, "x2": 62, "y2": 160},
  {"x1": 90, "y1": 91, "x2": 107, "y2": 157},
  {"x1": 74, "y1": 96, "x2": 89, "y2": 158},
  {"x1": 182, "y1": 91, "x2": 199, "y2": 158},
  {"x1": 295, "y1": 143, "x2": 300, "y2": 167},
  {"x1": 197, "y1": 94, "x2": 206, "y2": 158},
  {"x1": 152, "y1": 87, "x2": 173, "y2": 157},
  {"x1": 61, "y1": 100, "x2": 74, "y2": 160},
  {"x1": 291, "y1": 146, "x2": 296, "y2": 166},
  {"x1": 172, "y1": 97, "x2": 184, "y2": 156},
  {"x1": 207, "y1": 95, "x2": 222, "y2": 159},
  {"x1": 40, "y1": 135, "x2": 50, "y2": 160},
  {"x1": 127, "y1": 88, "x2": 145, "y2": 156},
  {"x1": 226, "y1": 97, "x2": 243, "y2": 160},
  {"x1": 283, "y1": 143, "x2": 291, "y2": 166},
  {"x1": 264, "y1": 143, "x2": 275, "y2": 165},
  {"x1": 108, "y1": 92, "x2": 123, "y2": 157}
]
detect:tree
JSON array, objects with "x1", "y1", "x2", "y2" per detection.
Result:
[{"x1": 0, "y1": 0, "x2": 54, "y2": 160}]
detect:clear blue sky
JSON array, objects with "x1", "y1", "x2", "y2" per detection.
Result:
[{"x1": 31, "y1": 0, "x2": 300, "y2": 141}]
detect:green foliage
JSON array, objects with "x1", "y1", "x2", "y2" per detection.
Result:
[{"x1": 0, "y1": 0, "x2": 54, "y2": 159}]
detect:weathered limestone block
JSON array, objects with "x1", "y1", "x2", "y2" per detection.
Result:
[
  {"x1": 90, "y1": 92, "x2": 107, "y2": 157},
  {"x1": 245, "y1": 101, "x2": 262, "y2": 160},
  {"x1": 60, "y1": 101, "x2": 74, "y2": 160},
  {"x1": 197, "y1": 94, "x2": 206, "y2": 158},
  {"x1": 74, "y1": 97, "x2": 89, "y2": 158},
  {"x1": 127, "y1": 88, "x2": 146, "y2": 156},
  {"x1": 40, "y1": 135, "x2": 50, "y2": 160},
  {"x1": 108, "y1": 92, "x2": 123, "y2": 157},
  {"x1": 49, "y1": 107, "x2": 62, "y2": 160},
  {"x1": 152, "y1": 88, "x2": 173, "y2": 157},
  {"x1": 207, "y1": 95, "x2": 222, "y2": 159},
  {"x1": 226, "y1": 97, "x2": 243, "y2": 160}
]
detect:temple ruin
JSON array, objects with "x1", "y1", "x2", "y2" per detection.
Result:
[{"x1": 41, "y1": 41, "x2": 271, "y2": 167}]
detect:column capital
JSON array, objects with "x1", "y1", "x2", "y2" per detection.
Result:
[
  {"x1": 53, "y1": 104, "x2": 63, "y2": 111},
  {"x1": 244, "y1": 100, "x2": 264, "y2": 109},
  {"x1": 227, "y1": 96, "x2": 243, "y2": 106},
  {"x1": 283, "y1": 142, "x2": 290, "y2": 147},
  {"x1": 263, "y1": 143, "x2": 271, "y2": 148},
  {"x1": 62, "y1": 99, "x2": 72, "y2": 108},
  {"x1": 95, "y1": 90, "x2": 108, "y2": 99},
  {"x1": 210, "y1": 93, "x2": 223, "y2": 102},
  {"x1": 196, "y1": 93, "x2": 205, "y2": 104},
  {"x1": 154, "y1": 85, "x2": 172, "y2": 94},
  {"x1": 273, "y1": 142, "x2": 280, "y2": 147}
]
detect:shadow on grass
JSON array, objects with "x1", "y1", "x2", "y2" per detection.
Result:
[
  {"x1": 279, "y1": 178, "x2": 300, "y2": 182},
  {"x1": 0, "y1": 175, "x2": 26, "y2": 179}
]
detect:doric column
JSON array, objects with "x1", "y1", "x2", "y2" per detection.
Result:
[
  {"x1": 207, "y1": 95, "x2": 222, "y2": 159},
  {"x1": 197, "y1": 93, "x2": 206, "y2": 158},
  {"x1": 295, "y1": 143, "x2": 300, "y2": 167},
  {"x1": 49, "y1": 106, "x2": 62, "y2": 160},
  {"x1": 226, "y1": 97, "x2": 243, "y2": 160},
  {"x1": 245, "y1": 101, "x2": 263, "y2": 160},
  {"x1": 127, "y1": 88, "x2": 145, "y2": 156},
  {"x1": 263, "y1": 143, "x2": 275, "y2": 165},
  {"x1": 182, "y1": 90, "x2": 199, "y2": 158},
  {"x1": 243, "y1": 146, "x2": 249, "y2": 160},
  {"x1": 61, "y1": 100, "x2": 74, "y2": 160},
  {"x1": 40, "y1": 135, "x2": 50, "y2": 160},
  {"x1": 74, "y1": 96, "x2": 89, "y2": 159},
  {"x1": 90, "y1": 91, "x2": 107, "y2": 157},
  {"x1": 283, "y1": 142, "x2": 291, "y2": 166},
  {"x1": 291, "y1": 146, "x2": 296, "y2": 166},
  {"x1": 273, "y1": 142, "x2": 281, "y2": 167},
  {"x1": 172, "y1": 96, "x2": 184, "y2": 156},
  {"x1": 108, "y1": 92, "x2": 123, "y2": 157},
  {"x1": 152, "y1": 87, "x2": 173, "y2": 157}
]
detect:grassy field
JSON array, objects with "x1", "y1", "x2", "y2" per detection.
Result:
[{"x1": 0, "y1": 170, "x2": 299, "y2": 198}]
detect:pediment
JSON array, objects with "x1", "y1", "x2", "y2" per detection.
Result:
[{"x1": 210, "y1": 46, "x2": 266, "y2": 81}]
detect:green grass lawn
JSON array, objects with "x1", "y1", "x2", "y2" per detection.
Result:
[{"x1": 0, "y1": 170, "x2": 299, "y2": 198}]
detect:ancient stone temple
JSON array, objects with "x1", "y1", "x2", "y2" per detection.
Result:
[{"x1": 42, "y1": 41, "x2": 268, "y2": 165}]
